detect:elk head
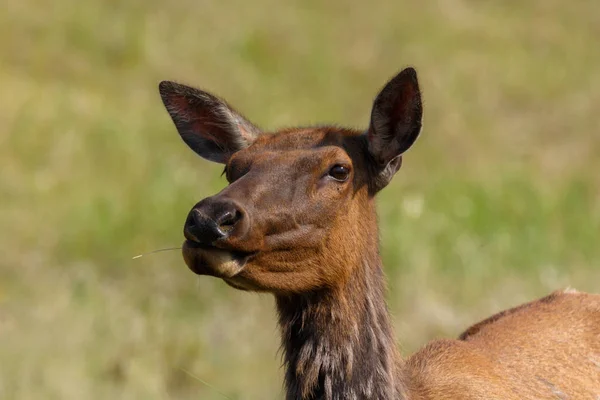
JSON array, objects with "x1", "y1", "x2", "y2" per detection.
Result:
[{"x1": 159, "y1": 67, "x2": 422, "y2": 295}]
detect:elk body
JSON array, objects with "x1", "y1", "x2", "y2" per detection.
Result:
[{"x1": 159, "y1": 68, "x2": 600, "y2": 399}]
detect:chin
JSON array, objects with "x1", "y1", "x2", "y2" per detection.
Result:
[
  {"x1": 182, "y1": 240, "x2": 247, "y2": 278},
  {"x1": 222, "y1": 276, "x2": 258, "y2": 291}
]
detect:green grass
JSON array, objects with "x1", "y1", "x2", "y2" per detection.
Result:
[{"x1": 1, "y1": 0, "x2": 600, "y2": 398}]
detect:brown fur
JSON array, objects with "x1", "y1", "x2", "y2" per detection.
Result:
[{"x1": 158, "y1": 68, "x2": 600, "y2": 399}]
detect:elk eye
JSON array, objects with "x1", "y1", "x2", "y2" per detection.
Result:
[{"x1": 328, "y1": 165, "x2": 350, "y2": 182}]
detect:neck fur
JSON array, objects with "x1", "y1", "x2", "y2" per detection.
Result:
[{"x1": 276, "y1": 251, "x2": 407, "y2": 400}]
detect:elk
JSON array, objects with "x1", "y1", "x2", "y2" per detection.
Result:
[{"x1": 158, "y1": 68, "x2": 600, "y2": 399}]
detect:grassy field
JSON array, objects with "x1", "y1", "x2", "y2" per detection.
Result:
[{"x1": 1, "y1": 0, "x2": 600, "y2": 398}]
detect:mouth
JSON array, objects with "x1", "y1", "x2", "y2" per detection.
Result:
[{"x1": 182, "y1": 240, "x2": 254, "y2": 278}]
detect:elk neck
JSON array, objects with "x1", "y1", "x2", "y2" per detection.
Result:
[{"x1": 275, "y1": 200, "x2": 408, "y2": 400}]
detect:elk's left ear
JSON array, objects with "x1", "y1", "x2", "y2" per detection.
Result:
[
  {"x1": 366, "y1": 67, "x2": 422, "y2": 191},
  {"x1": 159, "y1": 81, "x2": 260, "y2": 164}
]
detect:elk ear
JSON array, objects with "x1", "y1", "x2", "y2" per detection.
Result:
[
  {"x1": 366, "y1": 67, "x2": 422, "y2": 191},
  {"x1": 159, "y1": 81, "x2": 260, "y2": 164}
]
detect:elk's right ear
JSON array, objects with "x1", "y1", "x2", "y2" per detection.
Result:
[
  {"x1": 159, "y1": 81, "x2": 260, "y2": 164},
  {"x1": 365, "y1": 67, "x2": 423, "y2": 192}
]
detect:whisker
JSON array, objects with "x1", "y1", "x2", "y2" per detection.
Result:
[{"x1": 132, "y1": 247, "x2": 182, "y2": 259}]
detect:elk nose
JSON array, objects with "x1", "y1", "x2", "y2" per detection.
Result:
[{"x1": 184, "y1": 200, "x2": 243, "y2": 244}]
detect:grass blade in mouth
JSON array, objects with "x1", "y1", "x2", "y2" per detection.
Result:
[{"x1": 132, "y1": 247, "x2": 182, "y2": 259}]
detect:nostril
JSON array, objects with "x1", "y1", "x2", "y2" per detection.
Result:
[
  {"x1": 184, "y1": 201, "x2": 244, "y2": 244},
  {"x1": 217, "y1": 209, "x2": 241, "y2": 234},
  {"x1": 184, "y1": 210, "x2": 202, "y2": 242},
  {"x1": 185, "y1": 212, "x2": 195, "y2": 229},
  {"x1": 191, "y1": 209, "x2": 204, "y2": 227}
]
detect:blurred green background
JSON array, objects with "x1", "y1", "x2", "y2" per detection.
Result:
[{"x1": 1, "y1": 0, "x2": 599, "y2": 398}]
